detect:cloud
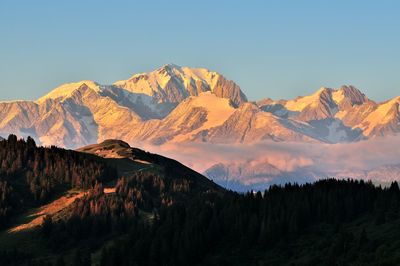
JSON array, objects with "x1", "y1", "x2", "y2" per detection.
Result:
[{"x1": 136, "y1": 136, "x2": 400, "y2": 177}]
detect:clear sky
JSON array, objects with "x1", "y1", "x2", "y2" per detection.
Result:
[{"x1": 0, "y1": 0, "x2": 399, "y2": 102}]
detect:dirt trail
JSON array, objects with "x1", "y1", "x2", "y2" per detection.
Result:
[{"x1": 8, "y1": 188, "x2": 116, "y2": 233}]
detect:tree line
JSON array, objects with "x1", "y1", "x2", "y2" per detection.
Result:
[
  {"x1": 0, "y1": 135, "x2": 116, "y2": 227},
  {"x1": 37, "y1": 178, "x2": 400, "y2": 266},
  {"x1": 2, "y1": 135, "x2": 400, "y2": 265}
]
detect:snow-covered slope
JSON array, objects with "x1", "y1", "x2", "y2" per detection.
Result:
[
  {"x1": 0, "y1": 64, "x2": 399, "y2": 148},
  {"x1": 0, "y1": 101, "x2": 41, "y2": 139},
  {"x1": 259, "y1": 86, "x2": 370, "y2": 120},
  {"x1": 114, "y1": 64, "x2": 247, "y2": 107},
  {"x1": 122, "y1": 92, "x2": 236, "y2": 145},
  {"x1": 0, "y1": 65, "x2": 246, "y2": 147},
  {"x1": 1, "y1": 83, "x2": 143, "y2": 147},
  {"x1": 256, "y1": 85, "x2": 400, "y2": 142},
  {"x1": 36, "y1": 80, "x2": 102, "y2": 103},
  {"x1": 356, "y1": 96, "x2": 400, "y2": 137},
  {"x1": 193, "y1": 102, "x2": 322, "y2": 143}
]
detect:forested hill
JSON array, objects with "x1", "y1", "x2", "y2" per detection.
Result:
[
  {"x1": 1, "y1": 135, "x2": 400, "y2": 265},
  {"x1": 77, "y1": 139, "x2": 221, "y2": 193},
  {"x1": 0, "y1": 134, "x2": 117, "y2": 227},
  {"x1": 0, "y1": 135, "x2": 220, "y2": 229}
]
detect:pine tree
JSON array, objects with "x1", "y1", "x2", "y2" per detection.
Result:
[{"x1": 55, "y1": 256, "x2": 66, "y2": 266}]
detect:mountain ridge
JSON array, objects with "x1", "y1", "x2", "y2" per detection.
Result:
[{"x1": 0, "y1": 64, "x2": 399, "y2": 148}]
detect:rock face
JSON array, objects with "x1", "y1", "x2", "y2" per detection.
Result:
[
  {"x1": 0, "y1": 83, "x2": 142, "y2": 148},
  {"x1": 0, "y1": 64, "x2": 400, "y2": 148},
  {"x1": 193, "y1": 103, "x2": 320, "y2": 143},
  {"x1": 118, "y1": 92, "x2": 236, "y2": 145},
  {"x1": 113, "y1": 64, "x2": 247, "y2": 107},
  {"x1": 357, "y1": 97, "x2": 400, "y2": 137},
  {"x1": 258, "y1": 85, "x2": 400, "y2": 142},
  {"x1": 0, "y1": 65, "x2": 246, "y2": 148}
]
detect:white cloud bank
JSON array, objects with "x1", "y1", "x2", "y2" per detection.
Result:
[
  {"x1": 134, "y1": 136, "x2": 400, "y2": 187},
  {"x1": 137, "y1": 136, "x2": 400, "y2": 172}
]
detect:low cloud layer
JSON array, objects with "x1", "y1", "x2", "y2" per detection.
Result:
[
  {"x1": 136, "y1": 136, "x2": 400, "y2": 183},
  {"x1": 7, "y1": 128, "x2": 399, "y2": 182}
]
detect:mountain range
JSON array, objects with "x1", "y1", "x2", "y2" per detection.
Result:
[
  {"x1": 1, "y1": 64, "x2": 399, "y2": 149},
  {"x1": 205, "y1": 159, "x2": 400, "y2": 192},
  {"x1": 1, "y1": 64, "x2": 400, "y2": 190}
]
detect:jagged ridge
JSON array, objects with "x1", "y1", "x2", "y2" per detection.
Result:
[{"x1": 0, "y1": 65, "x2": 399, "y2": 148}]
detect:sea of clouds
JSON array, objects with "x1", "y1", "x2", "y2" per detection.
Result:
[{"x1": 136, "y1": 136, "x2": 400, "y2": 190}]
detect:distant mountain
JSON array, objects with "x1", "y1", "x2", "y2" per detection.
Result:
[
  {"x1": 329, "y1": 163, "x2": 400, "y2": 184},
  {"x1": 0, "y1": 65, "x2": 248, "y2": 148},
  {"x1": 0, "y1": 65, "x2": 399, "y2": 149},
  {"x1": 205, "y1": 161, "x2": 317, "y2": 191},
  {"x1": 192, "y1": 102, "x2": 326, "y2": 143},
  {"x1": 259, "y1": 86, "x2": 400, "y2": 141},
  {"x1": 205, "y1": 160, "x2": 400, "y2": 191},
  {"x1": 113, "y1": 63, "x2": 247, "y2": 107}
]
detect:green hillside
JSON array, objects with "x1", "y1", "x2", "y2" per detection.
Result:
[{"x1": 1, "y1": 135, "x2": 400, "y2": 266}]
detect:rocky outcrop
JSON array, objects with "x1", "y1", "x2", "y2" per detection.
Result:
[
  {"x1": 113, "y1": 64, "x2": 247, "y2": 106},
  {"x1": 193, "y1": 103, "x2": 319, "y2": 143}
]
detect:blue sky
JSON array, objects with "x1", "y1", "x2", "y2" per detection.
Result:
[{"x1": 0, "y1": 0, "x2": 399, "y2": 102}]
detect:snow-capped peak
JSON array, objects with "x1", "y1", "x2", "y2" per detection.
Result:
[
  {"x1": 331, "y1": 85, "x2": 369, "y2": 107},
  {"x1": 113, "y1": 64, "x2": 247, "y2": 106},
  {"x1": 354, "y1": 96, "x2": 400, "y2": 137},
  {"x1": 284, "y1": 87, "x2": 333, "y2": 112},
  {"x1": 1, "y1": 65, "x2": 399, "y2": 149},
  {"x1": 37, "y1": 80, "x2": 101, "y2": 104}
]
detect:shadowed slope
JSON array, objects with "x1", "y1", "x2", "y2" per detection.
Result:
[{"x1": 78, "y1": 139, "x2": 222, "y2": 192}]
